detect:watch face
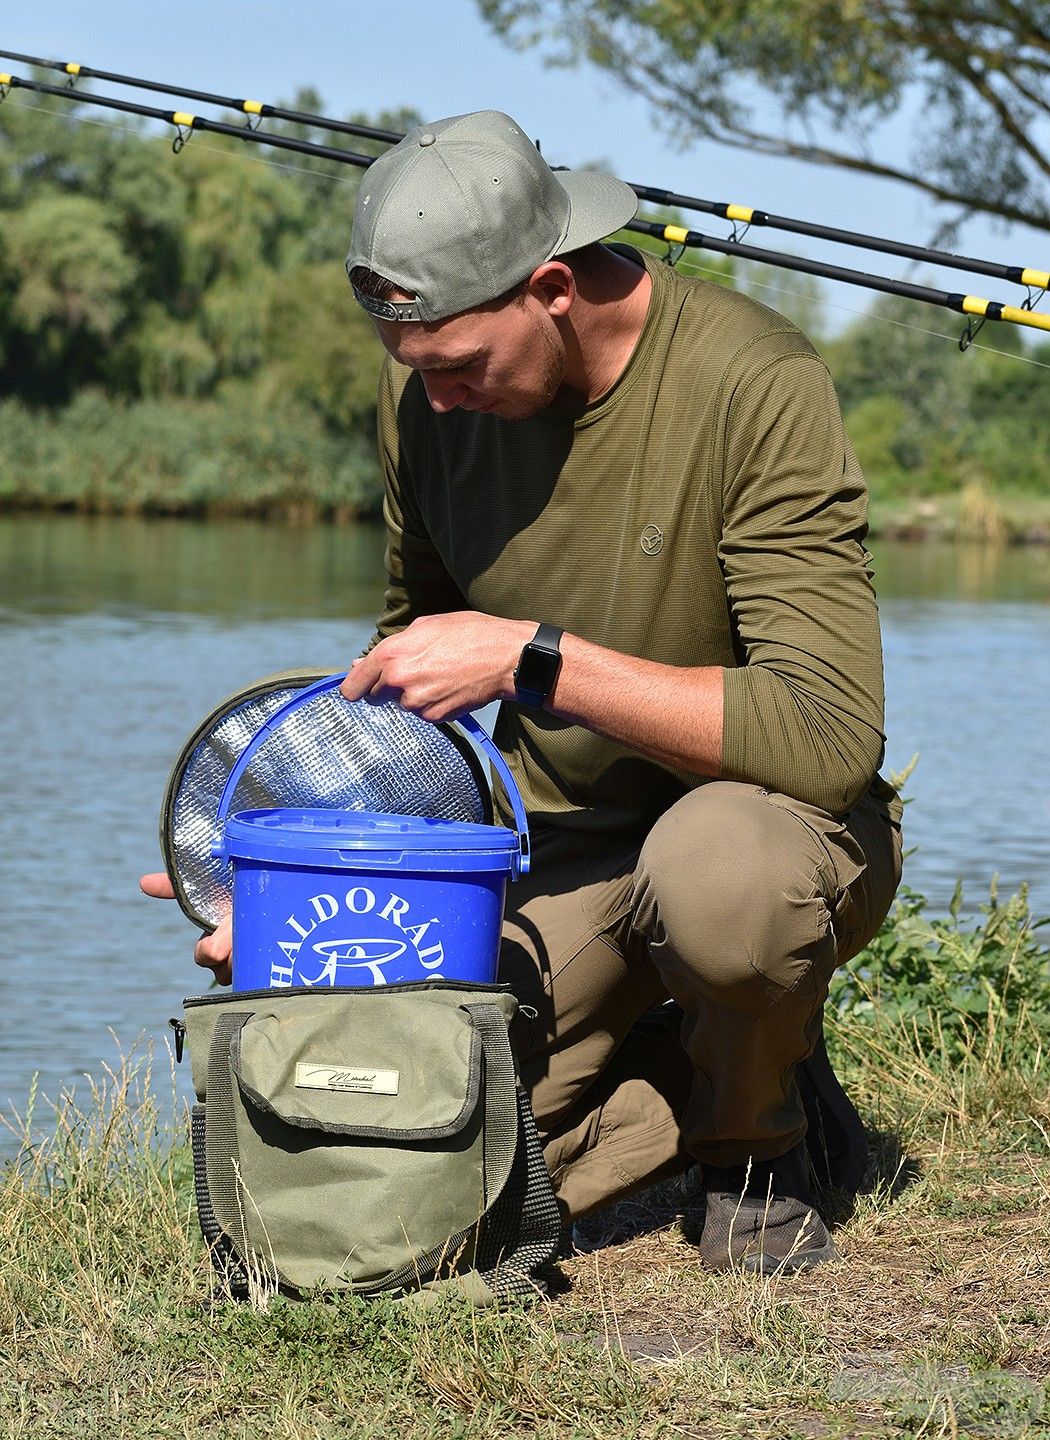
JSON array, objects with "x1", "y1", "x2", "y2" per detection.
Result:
[{"x1": 515, "y1": 643, "x2": 560, "y2": 697}]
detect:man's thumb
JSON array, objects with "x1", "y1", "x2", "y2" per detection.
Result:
[{"x1": 140, "y1": 872, "x2": 176, "y2": 900}]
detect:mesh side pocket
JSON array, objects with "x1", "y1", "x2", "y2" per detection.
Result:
[
  {"x1": 191, "y1": 1103, "x2": 248, "y2": 1300},
  {"x1": 476, "y1": 1086, "x2": 561, "y2": 1300}
]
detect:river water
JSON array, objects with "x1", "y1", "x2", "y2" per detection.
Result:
[{"x1": 1, "y1": 515, "x2": 1048, "y2": 1129}]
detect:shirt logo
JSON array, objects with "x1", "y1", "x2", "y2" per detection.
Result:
[{"x1": 640, "y1": 524, "x2": 663, "y2": 555}]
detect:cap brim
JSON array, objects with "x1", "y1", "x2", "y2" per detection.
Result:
[{"x1": 555, "y1": 171, "x2": 639, "y2": 254}]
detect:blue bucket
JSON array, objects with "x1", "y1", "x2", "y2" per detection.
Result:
[{"x1": 211, "y1": 675, "x2": 530, "y2": 992}]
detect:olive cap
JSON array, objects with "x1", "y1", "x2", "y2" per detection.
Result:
[{"x1": 346, "y1": 109, "x2": 638, "y2": 322}]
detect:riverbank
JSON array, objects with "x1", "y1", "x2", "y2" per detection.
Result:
[
  {"x1": 3, "y1": 887, "x2": 1047, "y2": 1438},
  {"x1": 3, "y1": 395, "x2": 1050, "y2": 540},
  {"x1": 7, "y1": 470, "x2": 1050, "y2": 544},
  {"x1": 869, "y1": 486, "x2": 1050, "y2": 546},
  {"x1": 0, "y1": 394, "x2": 383, "y2": 524}
]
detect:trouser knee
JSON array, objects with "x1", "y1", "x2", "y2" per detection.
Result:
[{"x1": 631, "y1": 781, "x2": 839, "y2": 1016}]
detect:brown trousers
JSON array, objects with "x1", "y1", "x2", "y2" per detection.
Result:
[{"x1": 499, "y1": 781, "x2": 903, "y2": 1220}]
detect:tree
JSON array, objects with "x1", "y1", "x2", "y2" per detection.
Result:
[{"x1": 477, "y1": 0, "x2": 1050, "y2": 232}]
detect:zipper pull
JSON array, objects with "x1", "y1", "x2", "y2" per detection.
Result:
[{"x1": 168, "y1": 1017, "x2": 186, "y2": 1064}]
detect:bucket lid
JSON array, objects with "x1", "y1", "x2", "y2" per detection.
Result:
[
  {"x1": 224, "y1": 806, "x2": 522, "y2": 860},
  {"x1": 212, "y1": 675, "x2": 531, "y2": 879}
]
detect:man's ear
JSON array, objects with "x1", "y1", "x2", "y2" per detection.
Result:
[{"x1": 527, "y1": 260, "x2": 575, "y2": 318}]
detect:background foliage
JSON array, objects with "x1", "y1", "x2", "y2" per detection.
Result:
[
  {"x1": 477, "y1": 0, "x2": 1050, "y2": 231},
  {"x1": 0, "y1": 87, "x2": 413, "y2": 518},
  {"x1": 1, "y1": 83, "x2": 1047, "y2": 521}
]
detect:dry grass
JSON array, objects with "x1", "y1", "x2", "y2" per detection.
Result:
[
  {"x1": 564, "y1": 1145, "x2": 1050, "y2": 1374},
  {"x1": 1, "y1": 890, "x2": 1048, "y2": 1438}
]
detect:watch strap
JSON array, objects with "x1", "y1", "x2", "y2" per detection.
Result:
[{"x1": 514, "y1": 623, "x2": 563, "y2": 707}]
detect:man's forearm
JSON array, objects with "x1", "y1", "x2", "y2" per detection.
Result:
[
  {"x1": 544, "y1": 631, "x2": 723, "y2": 779},
  {"x1": 341, "y1": 609, "x2": 723, "y2": 779}
]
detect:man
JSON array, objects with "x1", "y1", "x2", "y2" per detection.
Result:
[{"x1": 148, "y1": 109, "x2": 902, "y2": 1272}]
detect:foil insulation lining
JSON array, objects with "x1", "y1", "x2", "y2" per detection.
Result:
[{"x1": 171, "y1": 686, "x2": 487, "y2": 930}]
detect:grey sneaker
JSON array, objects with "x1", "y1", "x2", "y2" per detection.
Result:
[{"x1": 698, "y1": 1141, "x2": 840, "y2": 1274}]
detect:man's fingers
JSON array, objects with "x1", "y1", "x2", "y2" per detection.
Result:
[
  {"x1": 196, "y1": 918, "x2": 232, "y2": 963},
  {"x1": 140, "y1": 872, "x2": 176, "y2": 900},
  {"x1": 142, "y1": 873, "x2": 233, "y2": 984},
  {"x1": 195, "y1": 956, "x2": 233, "y2": 986},
  {"x1": 340, "y1": 656, "x2": 379, "y2": 702},
  {"x1": 195, "y1": 917, "x2": 233, "y2": 987}
]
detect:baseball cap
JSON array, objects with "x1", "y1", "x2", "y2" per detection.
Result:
[{"x1": 345, "y1": 110, "x2": 639, "y2": 323}]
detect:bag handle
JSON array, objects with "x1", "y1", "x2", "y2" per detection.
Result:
[{"x1": 210, "y1": 672, "x2": 530, "y2": 877}]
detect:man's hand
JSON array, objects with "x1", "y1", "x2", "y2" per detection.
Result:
[
  {"x1": 341, "y1": 612, "x2": 534, "y2": 722},
  {"x1": 139, "y1": 872, "x2": 233, "y2": 986},
  {"x1": 344, "y1": 611, "x2": 724, "y2": 778}
]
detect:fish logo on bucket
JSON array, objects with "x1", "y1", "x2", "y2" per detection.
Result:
[
  {"x1": 303, "y1": 938, "x2": 408, "y2": 987},
  {"x1": 272, "y1": 886, "x2": 444, "y2": 988}
]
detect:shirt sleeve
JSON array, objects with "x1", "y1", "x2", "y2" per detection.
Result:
[
  {"x1": 368, "y1": 359, "x2": 469, "y2": 649},
  {"x1": 718, "y1": 350, "x2": 887, "y2": 815}
]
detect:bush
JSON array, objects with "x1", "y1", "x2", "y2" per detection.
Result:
[
  {"x1": 0, "y1": 392, "x2": 383, "y2": 520},
  {"x1": 831, "y1": 882, "x2": 1050, "y2": 1060}
]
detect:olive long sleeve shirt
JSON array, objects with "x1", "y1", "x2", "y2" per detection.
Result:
[{"x1": 372, "y1": 249, "x2": 898, "y2": 832}]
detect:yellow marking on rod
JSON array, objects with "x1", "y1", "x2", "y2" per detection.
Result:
[
  {"x1": 1001, "y1": 304, "x2": 1050, "y2": 333},
  {"x1": 663, "y1": 224, "x2": 689, "y2": 244},
  {"x1": 962, "y1": 295, "x2": 990, "y2": 317},
  {"x1": 1021, "y1": 268, "x2": 1050, "y2": 289},
  {"x1": 65, "y1": 63, "x2": 81, "y2": 76},
  {"x1": 0, "y1": 75, "x2": 11, "y2": 85},
  {"x1": 726, "y1": 204, "x2": 754, "y2": 223},
  {"x1": 172, "y1": 112, "x2": 195, "y2": 128},
  {"x1": 243, "y1": 99, "x2": 263, "y2": 115}
]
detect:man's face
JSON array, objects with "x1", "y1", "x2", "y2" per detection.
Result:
[{"x1": 371, "y1": 288, "x2": 566, "y2": 421}]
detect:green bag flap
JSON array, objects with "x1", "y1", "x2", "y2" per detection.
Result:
[{"x1": 230, "y1": 990, "x2": 483, "y2": 1139}]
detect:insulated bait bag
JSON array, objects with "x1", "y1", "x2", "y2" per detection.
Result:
[
  {"x1": 160, "y1": 669, "x2": 494, "y2": 935},
  {"x1": 165, "y1": 672, "x2": 558, "y2": 1301},
  {"x1": 180, "y1": 980, "x2": 561, "y2": 1302}
]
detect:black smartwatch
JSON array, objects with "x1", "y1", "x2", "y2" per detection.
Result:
[{"x1": 513, "y1": 623, "x2": 563, "y2": 708}]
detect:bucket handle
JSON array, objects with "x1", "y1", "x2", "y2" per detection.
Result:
[{"x1": 210, "y1": 673, "x2": 531, "y2": 877}]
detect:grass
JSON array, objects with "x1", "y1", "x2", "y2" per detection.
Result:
[
  {"x1": 1, "y1": 887, "x2": 1047, "y2": 1439},
  {"x1": 0, "y1": 392, "x2": 383, "y2": 523},
  {"x1": 867, "y1": 485, "x2": 1050, "y2": 545}
]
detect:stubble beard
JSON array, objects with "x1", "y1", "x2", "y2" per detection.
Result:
[{"x1": 501, "y1": 320, "x2": 565, "y2": 421}]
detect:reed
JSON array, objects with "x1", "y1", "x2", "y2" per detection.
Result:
[{"x1": 0, "y1": 393, "x2": 383, "y2": 522}]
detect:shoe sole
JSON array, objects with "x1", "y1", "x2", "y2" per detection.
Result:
[{"x1": 737, "y1": 1237, "x2": 842, "y2": 1274}]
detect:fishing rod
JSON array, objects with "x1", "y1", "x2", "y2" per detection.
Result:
[
  {"x1": 3, "y1": 66, "x2": 1049, "y2": 339},
  {"x1": 0, "y1": 47, "x2": 402, "y2": 143},
  {"x1": 632, "y1": 219, "x2": 1050, "y2": 336},
  {"x1": 627, "y1": 184, "x2": 1049, "y2": 296},
  {"x1": 3, "y1": 44, "x2": 1046, "y2": 295},
  {"x1": 0, "y1": 71, "x2": 378, "y2": 167}
]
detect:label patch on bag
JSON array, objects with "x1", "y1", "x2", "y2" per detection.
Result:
[{"x1": 295, "y1": 1063, "x2": 400, "y2": 1095}]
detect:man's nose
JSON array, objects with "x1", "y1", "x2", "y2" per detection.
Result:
[{"x1": 420, "y1": 372, "x2": 468, "y2": 413}]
